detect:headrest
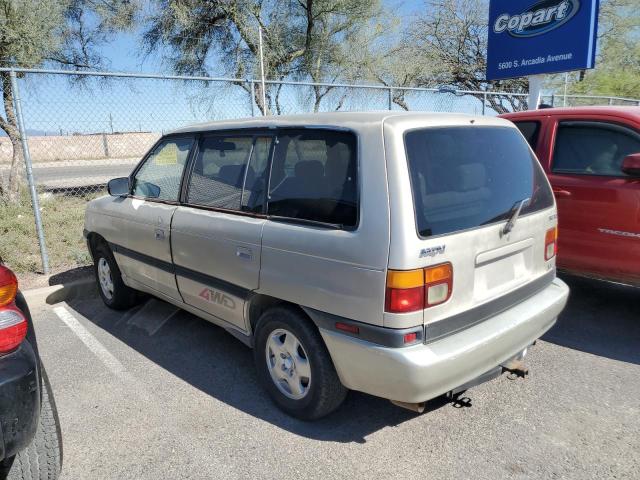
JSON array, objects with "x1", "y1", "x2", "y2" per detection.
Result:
[
  {"x1": 457, "y1": 163, "x2": 486, "y2": 191},
  {"x1": 294, "y1": 160, "x2": 324, "y2": 179},
  {"x1": 218, "y1": 164, "x2": 254, "y2": 187}
]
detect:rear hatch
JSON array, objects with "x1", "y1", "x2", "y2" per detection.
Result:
[{"x1": 384, "y1": 120, "x2": 557, "y2": 332}]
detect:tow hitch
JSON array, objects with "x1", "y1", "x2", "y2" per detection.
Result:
[{"x1": 501, "y1": 358, "x2": 529, "y2": 378}]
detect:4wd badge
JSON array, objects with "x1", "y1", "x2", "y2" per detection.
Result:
[{"x1": 198, "y1": 288, "x2": 236, "y2": 309}]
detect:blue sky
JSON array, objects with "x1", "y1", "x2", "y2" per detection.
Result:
[{"x1": 13, "y1": 1, "x2": 498, "y2": 135}]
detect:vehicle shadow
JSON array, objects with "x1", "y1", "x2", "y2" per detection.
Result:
[
  {"x1": 543, "y1": 274, "x2": 640, "y2": 365},
  {"x1": 63, "y1": 293, "x2": 449, "y2": 443}
]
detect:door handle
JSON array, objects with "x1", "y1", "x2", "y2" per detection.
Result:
[
  {"x1": 155, "y1": 228, "x2": 165, "y2": 240},
  {"x1": 236, "y1": 246, "x2": 253, "y2": 260},
  {"x1": 552, "y1": 189, "x2": 571, "y2": 198}
]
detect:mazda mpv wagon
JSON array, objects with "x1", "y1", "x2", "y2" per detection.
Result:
[{"x1": 84, "y1": 112, "x2": 569, "y2": 419}]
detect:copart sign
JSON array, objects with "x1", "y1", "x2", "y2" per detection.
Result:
[{"x1": 486, "y1": 0, "x2": 599, "y2": 80}]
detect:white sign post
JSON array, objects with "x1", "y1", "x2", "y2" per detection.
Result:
[{"x1": 527, "y1": 74, "x2": 544, "y2": 110}]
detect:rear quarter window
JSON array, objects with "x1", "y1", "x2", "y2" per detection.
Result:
[
  {"x1": 404, "y1": 126, "x2": 554, "y2": 238},
  {"x1": 513, "y1": 121, "x2": 541, "y2": 150}
]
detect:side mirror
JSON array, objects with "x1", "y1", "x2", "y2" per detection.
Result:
[
  {"x1": 107, "y1": 177, "x2": 130, "y2": 197},
  {"x1": 622, "y1": 153, "x2": 640, "y2": 177}
]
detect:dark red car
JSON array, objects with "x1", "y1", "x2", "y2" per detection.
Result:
[{"x1": 501, "y1": 107, "x2": 640, "y2": 286}]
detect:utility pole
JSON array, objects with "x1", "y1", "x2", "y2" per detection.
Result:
[{"x1": 258, "y1": 25, "x2": 267, "y2": 115}]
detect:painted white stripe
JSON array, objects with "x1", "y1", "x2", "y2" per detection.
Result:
[
  {"x1": 586, "y1": 0, "x2": 597, "y2": 67},
  {"x1": 53, "y1": 306, "x2": 128, "y2": 378}
]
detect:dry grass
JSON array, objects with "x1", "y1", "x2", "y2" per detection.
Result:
[{"x1": 0, "y1": 191, "x2": 99, "y2": 273}]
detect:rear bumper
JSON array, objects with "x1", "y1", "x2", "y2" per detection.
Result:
[
  {"x1": 320, "y1": 278, "x2": 569, "y2": 403},
  {"x1": 0, "y1": 342, "x2": 40, "y2": 461}
]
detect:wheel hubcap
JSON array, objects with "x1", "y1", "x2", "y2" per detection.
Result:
[
  {"x1": 265, "y1": 328, "x2": 311, "y2": 400},
  {"x1": 97, "y1": 257, "x2": 114, "y2": 300}
]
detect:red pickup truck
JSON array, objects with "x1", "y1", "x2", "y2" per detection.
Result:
[{"x1": 501, "y1": 107, "x2": 640, "y2": 287}]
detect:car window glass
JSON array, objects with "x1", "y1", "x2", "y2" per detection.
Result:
[
  {"x1": 268, "y1": 131, "x2": 357, "y2": 227},
  {"x1": 242, "y1": 136, "x2": 272, "y2": 212},
  {"x1": 132, "y1": 137, "x2": 193, "y2": 201},
  {"x1": 187, "y1": 135, "x2": 271, "y2": 211},
  {"x1": 552, "y1": 122, "x2": 640, "y2": 176},
  {"x1": 514, "y1": 121, "x2": 540, "y2": 149},
  {"x1": 405, "y1": 127, "x2": 554, "y2": 237}
]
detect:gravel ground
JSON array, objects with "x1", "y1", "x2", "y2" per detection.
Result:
[{"x1": 30, "y1": 275, "x2": 639, "y2": 480}]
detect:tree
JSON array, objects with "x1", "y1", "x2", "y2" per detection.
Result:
[
  {"x1": 0, "y1": 0, "x2": 136, "y2": 203},
  {"x1": 142, "y1": 0, "x2": 384, "y2": 114},
  {"x1": 568, "y1": 0, "x2": 640, "y2": 99},
  {"x1": 386, "y1": 0, "x2": 528, "y2": 113}
]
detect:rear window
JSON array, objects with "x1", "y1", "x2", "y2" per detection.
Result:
[{"x1": 404, "y1": 126, "x2": 554, "y2": 237}]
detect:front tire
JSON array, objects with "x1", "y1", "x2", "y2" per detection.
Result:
[
  {"x1": 1, "y1": 369, "x2": 62, "y2": 480},
  {"x1": 254, "y1": 306, "x2": 347, "y2": 420},
  {"x1": 93, "y1": 242, "x2": 139, "y2": 310}
]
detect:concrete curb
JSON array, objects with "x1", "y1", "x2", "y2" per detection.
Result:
[{"x1": 22, "y1": 277, "x2": 96, "y2": 307}]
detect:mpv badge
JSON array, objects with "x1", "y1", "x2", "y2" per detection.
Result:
[
  {"x1": 493, "y1": 0, "x2": 580, "y2": 38},
  {"x1": 420, "y1": 245, "x2": 446, "y2": 258}
]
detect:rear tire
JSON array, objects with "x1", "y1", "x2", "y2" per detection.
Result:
[
  {"x1": 93, "y1": 242, "x2": 139, "y2": 310},
  {"x1": 1, "y1": 369, "x2": 62, "y2": 480},
  {"x1": 254, "y1": 306, "x2": 347, "y2": 420}
]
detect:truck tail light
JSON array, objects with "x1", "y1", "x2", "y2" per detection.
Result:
[
  {"x1": 385, "y1": 263, "x2": 453, "y2": 313},
  {"x1": 545, "y1": 227, "x2": 558, "y2": 261},
  {"x1": 0, "y1": 266, "x2": 26, "y2": 355}
]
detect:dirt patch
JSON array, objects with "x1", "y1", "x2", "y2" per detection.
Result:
[{"x1": 17, "y1": 265, "x2": 94, "y2": 291}]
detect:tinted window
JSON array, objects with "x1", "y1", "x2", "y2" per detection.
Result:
[
  {"x1": 132, "y1": 137, "x2": 193, "y2": 201},
  {"x1": 405, "y1": 127, "x2": 554, "y2": 237},
  {"x1": 552, "y1": 122, "x2": 640, "y2": 176},
  {"x1": 514, "y1": 121, "x2": 540, "y2": 149},
  {"x1": 268, "y1": 131, "x2": 357, "y2": 227},
  {"x1": 187, "y1": 135, "x2": 271, "y2": 211}
]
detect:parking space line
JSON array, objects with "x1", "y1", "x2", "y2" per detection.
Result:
[{"x1": 53, "y1": 305, "x2": 129, "y2": 380}]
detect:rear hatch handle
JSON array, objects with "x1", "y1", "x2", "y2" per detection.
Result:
[{"x1": 500, "y1": 198, "x2": 530, "y2": 237}]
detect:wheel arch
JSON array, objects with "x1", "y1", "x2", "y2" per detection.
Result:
[{"x1": 246, "y1": 294, "x2": 320, "y2": 345}]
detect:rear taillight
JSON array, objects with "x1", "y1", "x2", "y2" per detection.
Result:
[
  {"x1": 545, "y1": 227, "x2": 558, "y2": 261},
  {"x1": 0, "y1": 306, "x2": 28, "y2": 354},
  {"x1": 0, "y1": 266, "x2": 18, "y2": 307},
  {"x1": 385, "y1": 263, "x2": 453, "y2": 313},
  {"x1": 0, "y1": 266, "x2": 26, "y2": 355},
  {"x1": 424, "y1": 263, "x2": 453, "y2": 307}
]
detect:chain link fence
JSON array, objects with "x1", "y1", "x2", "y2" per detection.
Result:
[{"x1": 1, "y1": 67, "x2": 638, "y2": 274}]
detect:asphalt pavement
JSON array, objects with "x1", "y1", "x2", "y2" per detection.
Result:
[
  {"x1": 30, "y1": 275, "x2": 640, "y2": 479},
  {"x1": 0, "y1": 158, "x2": 138, "y2": 190}
]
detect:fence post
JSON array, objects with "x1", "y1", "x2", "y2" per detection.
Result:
[
  {"x1": 249, "y1": 80, "x2": 255, "y2": 117},
  {"x1": 482, "y1": 91, "x2": 487, "y2": 115},
  {"x1": 9, "y1": 70, "x2": 50, "y2": 274},
  {"x1": 387, "y1": 87, "x2": 393, "y2": 110}
]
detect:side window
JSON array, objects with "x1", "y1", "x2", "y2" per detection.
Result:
[
  {"x1": 552, "y1": 122, "x2": 640, "y2": 176},
  {"x1": 187, "y1": 135, "x2": 272, "y2": 211},
  {"x1": 514, "y1": 121, "x2": 540, "y2": 150},
  {"x1": 268, "y1": 131, "x2": 358, "y2": 227},
  {"x1": 132, "y1": 137, "x2": 193, "y2": 201}
]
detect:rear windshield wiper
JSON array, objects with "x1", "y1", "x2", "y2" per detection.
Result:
[
  {"x1": 501, "y1": 198, "x2": 530, "y2": 237},
  {"x1": 267, "y1": 215, "x2": 344, "y2": 230}
]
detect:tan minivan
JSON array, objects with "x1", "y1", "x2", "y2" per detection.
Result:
[{"x1": 84, "y1": 112, "x2": 569, "y2": 419}]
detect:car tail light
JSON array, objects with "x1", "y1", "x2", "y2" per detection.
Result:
[
  {"x1": 0, "y1": 307, "x2": 28, "y2": 354},
  {"x1": 385, "y1": 269, "x2": 425, "y2": 313},
  {"x1": 0, "y1": 266, "x2": 18, "y2": 307},
  {"x1": 0, "y1": 266, "x2": 26, "y2": 355},
  {"x1": 385, "y1": 263, "x2": 453, "y2": 313},
  {"x1": 424, "y1": 263, "x2": 453, "y2": 307},
  {"x1": 545, "y1": 227, "x2": 558, "y2": 261}
]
